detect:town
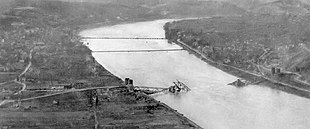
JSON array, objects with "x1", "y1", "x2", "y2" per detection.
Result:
[
  {"x1": 2, "y1": 0, "x2": 310, "y2": 129},
  {"x1": 164, "y1": 10, "x2": 310, "y2": 97}
]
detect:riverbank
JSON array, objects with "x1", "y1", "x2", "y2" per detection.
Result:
[
  {"x1": 170, "y1": 38, "x2": 310, "y2": 99},
  {"x1": 77, "y1": 18, "x2": 310, "y2": 129},
  {"x1": 163, "y1": 15, "x2": 310, "y2": 99},
  {"x1": 0, "y1": 87, "x2": 202, "y2": 128},
  {"x1": 0, "y1": 1, "x2": 203, "y2": 128},
  {"x1": 78, "y1": 22, "x2": 203, "y2": 128}
]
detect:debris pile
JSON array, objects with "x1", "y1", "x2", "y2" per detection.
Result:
[
  {"x1": 168, "y1": 80, "x2": 191, "y2": 93},
  {"x1": 228, "y1": 79, "x2": 249, "y2": 87}
]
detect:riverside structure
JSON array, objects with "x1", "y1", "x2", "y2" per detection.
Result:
[{"x1": 81, "y1": 19, "x2": 310, "y2": 129}]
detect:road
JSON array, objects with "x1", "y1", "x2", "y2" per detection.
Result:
[
  {"x1": 14, "y1": 80, "x2": 26, "y2": 93},
  {"x1": 0, "y1": 81, "x2": 13, "y2": 86},
  {"x1": 0, "y1": 49, "x2": 33, "y2": 102},
  {"x1": 259, "y1": 44, "x2": 310, "y2": 86},
  {"x1": 0, "y1": 86, "x2": 121, "y2": 107},
  {"x1": 255, "y1": 45, "x2": 310, "y2": 92},
  {"x1": 302, "y1": 44, "x2": 310, "y2": 52},
  {"x1": 19, "y1": 49, "x2": 33, "y2": 78},
  {"x1": 18, "y1": 49, "x2": 33, "y2": 92},
  {"x1": 93, "y1": 110, "x2": 99, "y2": 129},
  {"x1": 22, "y1": 86, "x2": 121, "y2": 101},
  {"x1": 176, "y1": 39, "x2": 310, "y2": 93},
  {"x1": 0, "y1": 100, "x2": 15, "y2": 107},
  {"x1": 176, "y1": 39, "x2": 262, "y2": 77}
]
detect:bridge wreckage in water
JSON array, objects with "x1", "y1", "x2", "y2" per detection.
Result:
[
  {"x1": 228, "y1": 79, "x2": 250, "y2": 87},
  {"x1": 168, "y1": 80, "x2": 191, "y2": 93},
  {"x1": 124, "y1": 78, "x2": 191, "y2": 95}
]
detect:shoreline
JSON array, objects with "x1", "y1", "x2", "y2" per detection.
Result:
[
  {"x1": 79, "y1": 20, "x2": 203, "y2": 128},
  {"x1": 0, "y1": 86, "x2": 203, "y2": 128},
  {"x1": 78, "y1": 17, "x2": 166, "y2": 32},
  {"x1": 137, "y1": 92, "x2": 203, "y2": 128},
  {"x1": 172, "y1": 39, "x2": 310, "y2": 99}
]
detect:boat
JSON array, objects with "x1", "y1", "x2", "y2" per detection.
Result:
[{"x1": 168, "y1": 80, "x2": 191, "y2": 93}]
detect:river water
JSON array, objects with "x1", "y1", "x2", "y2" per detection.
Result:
[{"x1": 80, "y1": 20, "x2": 310, "y2": 129}]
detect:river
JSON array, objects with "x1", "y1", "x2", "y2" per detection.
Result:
[{"x1": 80, "y1": 19, "x2": 310, "y2": 129}]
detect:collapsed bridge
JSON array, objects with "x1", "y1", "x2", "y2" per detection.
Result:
[{"x1": 124, "y1": 78, "x2": 190, "y2": 95}]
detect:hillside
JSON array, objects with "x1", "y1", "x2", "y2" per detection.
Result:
[
  {"x1": 250, "y1": 0, "x2": 310, "y2": 15},
  {"x1": 0, "y1": 0, "x2": 247, "y2": 97},
  {"x1": 155, "y1": 0, "x2": 246, "y2": 17},
  {"x1": 164, "y1": 13, "x2": 310, "y2": 83},
  {"x1": 10, "y1": 0, "x2": 246, "y2": 19},
  {"x1": 1, "y1": 0, "x2": 308, "y2": 88},
  {"x1": 0, "y1": 1, "x2": 222, "y2": 128},
  {"x1": 0, "y1": 0, "x2": 246, "y2": 77}
]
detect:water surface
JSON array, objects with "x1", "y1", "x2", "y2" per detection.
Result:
[{"x1": 81, "y1": 20, "x2": 310, "y2": 129}]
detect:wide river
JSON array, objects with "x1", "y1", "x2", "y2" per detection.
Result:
[{"x1": 80, "y1": 19, "x2": 310, "y2": 129}]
